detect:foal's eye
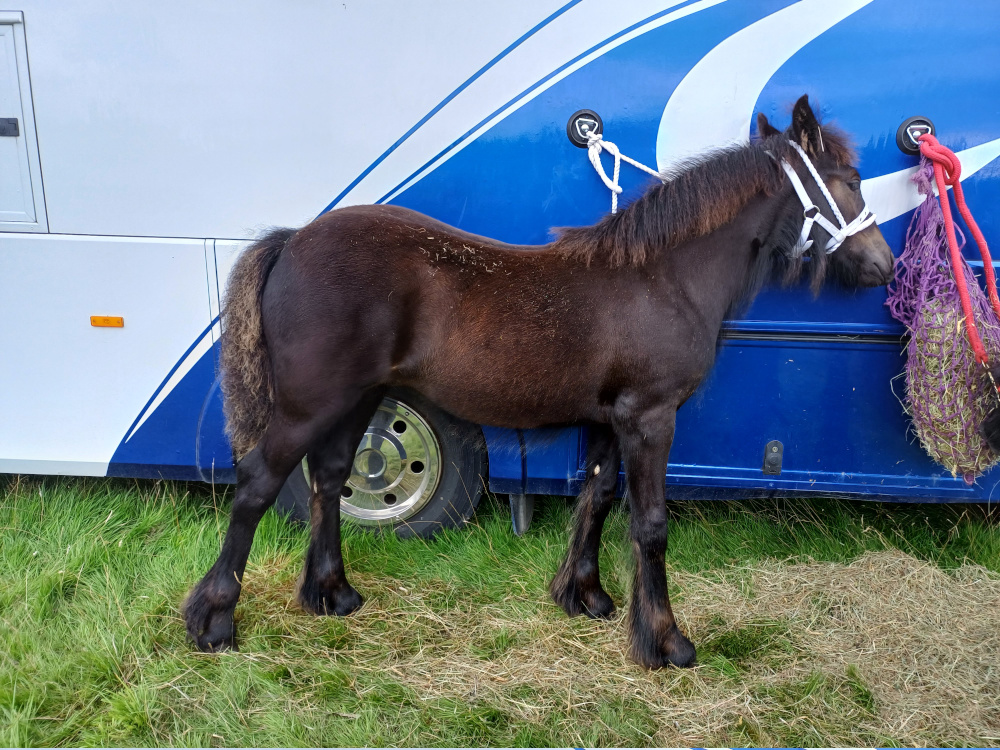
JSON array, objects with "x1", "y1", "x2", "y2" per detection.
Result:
[{"x1": 847, "y1": 180, "x2": 861, "y2": 192}]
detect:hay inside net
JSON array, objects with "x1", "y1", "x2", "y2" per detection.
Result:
[{"x1": 885, "y1": 160, "x2": 1000, "y2": 481}]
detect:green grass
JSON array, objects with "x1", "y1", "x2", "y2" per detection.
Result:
[{"x1": 0, "y1": 475, "x2": 998, "y2": 747}]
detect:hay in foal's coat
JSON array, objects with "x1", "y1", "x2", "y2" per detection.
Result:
[{"x1": 264, "y1": 550, "x2": 1000, "y2": 746}]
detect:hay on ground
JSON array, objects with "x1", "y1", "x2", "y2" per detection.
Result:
[{"x1": 240, "y1": 550, "x2": 1000, "y2": 746}]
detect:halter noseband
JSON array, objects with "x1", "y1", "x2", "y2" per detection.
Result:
[{"x1": 779, "y1": 140, "x2": 876, "y2": 256}]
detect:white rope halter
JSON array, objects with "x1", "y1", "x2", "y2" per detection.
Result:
[
  {"x1": 779, "y1": 140, "x2": 876, "y2": 256},
  {"x1": 586, "y1": 132, "x2": 664, "y2": 214}
]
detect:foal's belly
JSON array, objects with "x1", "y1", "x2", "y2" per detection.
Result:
[{"x1": 401, "y1": 349, "x2": 604, "y2": 429}]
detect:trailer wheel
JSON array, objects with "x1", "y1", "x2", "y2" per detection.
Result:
[{"x1": 275, "y1": 391, "x2": 485, "y2": 538}]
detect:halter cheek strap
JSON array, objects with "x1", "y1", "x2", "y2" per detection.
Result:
[{"x1": 780, "y1": 140, "x2": 877, "y2": 256}]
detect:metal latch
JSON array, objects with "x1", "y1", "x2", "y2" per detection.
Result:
[
  {"x1": 566, "y1": 109, "x2": 603, "y2": 148},
  {"x1": 763, "y1": 440, "x2": 783, "y2": 475},
  {"x1": 896, "y1": 115, "x2": 935, "y2": 156}
]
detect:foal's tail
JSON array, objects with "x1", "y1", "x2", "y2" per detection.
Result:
[{"x1": 220, "y1": 227, "x2": 297, "y2": 459}]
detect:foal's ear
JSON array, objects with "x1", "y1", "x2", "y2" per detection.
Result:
[
  {"x1": 791, "y1": 94, "x2": 823, "y2": 155},
  {"x1": 756, "y1": 112, "x2": 781, "y2": 138}
]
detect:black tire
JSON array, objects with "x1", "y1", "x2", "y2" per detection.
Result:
[{"x1": 274, "y1": 389, "x2": 486, "y2": 538}]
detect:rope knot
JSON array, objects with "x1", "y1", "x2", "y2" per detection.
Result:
[
  {"x1": 919, "y1": 133, "x2": 962, "y2": 185},
  {"x1": 584, "y1": 131, "x2": 663, "y2": 214}
]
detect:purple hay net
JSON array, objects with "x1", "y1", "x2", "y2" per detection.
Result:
[{"x1": 885, "y1": 158, "x2": 1000, "y2": 483}]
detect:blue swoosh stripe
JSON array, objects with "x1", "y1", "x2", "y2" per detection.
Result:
[
  {"x1": 121, "y1": 317, "x2": 219, "y2": 444},
  {"x1": 318, "y1": 0, "x2": 585, "y2": 215}
]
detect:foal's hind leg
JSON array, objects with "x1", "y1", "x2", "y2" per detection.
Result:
[
  {"x1": 298, "y1": 389, "x2": 385, "y2": 617},
  {"x1": 184, "y1": 410, "x2": 338, "y2": 651},
  {"x1": 550, "y1": 425, "x2": 621, "y2": 619}
]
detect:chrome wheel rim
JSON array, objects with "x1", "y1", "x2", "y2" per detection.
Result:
[{"x1": 303, "y1": 398, "x2": 442, "y2": 525}]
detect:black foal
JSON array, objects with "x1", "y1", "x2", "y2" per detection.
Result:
[{"x1": 186, "y1": 95, "x2": 892, "y2": 668}]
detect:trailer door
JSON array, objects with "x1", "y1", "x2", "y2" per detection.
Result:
[{"x1": 0, "y1": 13, "x2": 45, "y2": 231}]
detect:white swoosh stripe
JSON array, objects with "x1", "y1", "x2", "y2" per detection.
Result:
[
  {"x1": 656, "y1": 0, "x2": 876, "y2": 172},
  {"x1": 862, "y1": 138, "x2": 1000, "y2": 223}
]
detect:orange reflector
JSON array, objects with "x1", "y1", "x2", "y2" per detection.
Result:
[{"x1": 91, "y1": 316, "x2": 124, "y2": 328}]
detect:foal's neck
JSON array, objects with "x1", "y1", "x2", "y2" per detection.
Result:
[{"x1": 653, "y1": 186, "x2": 795, "y2": 335}]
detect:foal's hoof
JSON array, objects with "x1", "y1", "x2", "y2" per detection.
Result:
[
  {"x1": 184, "y1": 586, "x2": 237, "y2": 652},
  {"x1": 578, "y1": 587, "x2": 616, "y2": 619},
  {"x1": 298, "y1": 579, "x2": 364, "y2": 617},
  {"x1": 550, "y1": 573, "x2": 616, "y2": 619},
  {"x1": 630, "y1": 624, "x2": 697, "y2": 669}
]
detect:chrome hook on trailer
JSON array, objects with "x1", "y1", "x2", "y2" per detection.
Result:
[{"x1": 896, "y1": 115, "x2": 936, "y2": 156}]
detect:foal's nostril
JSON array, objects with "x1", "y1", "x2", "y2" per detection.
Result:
[
  {"x1": 860, "y1": 251, "x2": 894, "y2": 287},
  {"x1": 880, "y1": 251, "x2": 895, "y2": 282},
  {"x1": 866, "y1": 239, "x2": 894, "y2": 284}
]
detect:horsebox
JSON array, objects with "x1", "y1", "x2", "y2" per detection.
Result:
[{"x1": 2, "y1": 0, "x2": 999, "y2": 537}]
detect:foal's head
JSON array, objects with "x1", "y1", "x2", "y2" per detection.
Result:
[{"x1": 759, "y1": 95, "x2": 893, "y2": 290}]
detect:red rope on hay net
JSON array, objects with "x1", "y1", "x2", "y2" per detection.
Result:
[{"x1": 918, "y1": 134, "x2": 1000, "y2": 363}]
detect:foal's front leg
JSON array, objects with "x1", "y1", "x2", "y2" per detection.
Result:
[
  {"x1": 617, "y1": 406, "x2": 696, "y2": 668},
  {"x1": 550, "y1": 425, "x2": 621, "y2": 618}
]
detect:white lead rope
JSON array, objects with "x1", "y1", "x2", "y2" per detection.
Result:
[
  {"x1": 585, "y1": 132, "x2": 876, "y2": 250},
  {"x1": 780, "y1": 140, "x2": 877, "y2": 255},
  {"x1": 587, "y1": 132, "x2": 663, "y2": 214}
]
